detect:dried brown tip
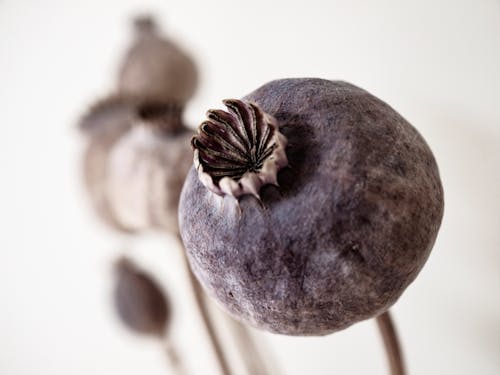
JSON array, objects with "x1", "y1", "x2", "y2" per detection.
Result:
[
  {"x1": 113, "y1": 256, "x2": 169, "y2": 337},
  {"x1": 133, "y1": 15, "x2": 158, "y2": 35},
  {"x1": 192, "y1": 99, "x2": 288, "y2": 199}
]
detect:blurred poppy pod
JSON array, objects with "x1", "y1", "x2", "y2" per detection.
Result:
[
  {"x1": 105, "y1": 102, "x2": 193, "y2": 234},
  {"x1": 113, "y1": 257, "x2": 170, "y2": 336},
  {"x1": 118, "y1": 15, "x2": 198, "y2": 106},
  {"x1": 79, "y1": 95, "x2": 137, "y2": 232}
]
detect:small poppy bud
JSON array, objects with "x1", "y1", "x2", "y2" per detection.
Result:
[{"x1": 113, "y1": 257, "x2": 169, "y2": 337}]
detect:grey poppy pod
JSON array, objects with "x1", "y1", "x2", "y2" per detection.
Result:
[
  {"x1": 80, "y1": 95, "x2": 137, "y2": 233},
  {"x1": 105, "y1": 103, "x2": 193, "y2": 234},
  {"x1": 118, "y1": 15, "x2": 198, "y2": 105},
  {"x1": 179, "y1": 78, "x2": 444, "y2": 335}
]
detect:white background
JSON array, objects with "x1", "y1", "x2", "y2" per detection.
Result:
[{"x1": 1, "y1": 0, "x2": 499, "y2": 374}]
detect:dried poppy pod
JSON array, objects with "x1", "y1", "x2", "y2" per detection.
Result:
[
  {"x1": 113, "y1": 257, "x2": 187, "y2": 373},
  {"x1": 105, "y1": 102, "x2": 193, "y2": 234},
  {"x1": 79, "y1": 95, "x2": 137, "y2": 232},
  {"x1": 118, "y1": 15, "x2": 198, "y2": 105},
  {"x1": 179, "y1": 78, "x2": 444, "y2": 335},
  {"x1": 113, "y1": 257, "x2": 169, "y2": 336}
]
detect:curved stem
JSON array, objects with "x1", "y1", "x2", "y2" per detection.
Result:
[
  {"x1": 176, "y1": 236, "x2": 231, "y2": 375},
  {"x1": 376, "y1": 311, "x2": 406, "y2": 375}
]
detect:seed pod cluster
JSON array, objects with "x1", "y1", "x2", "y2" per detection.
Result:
[
  {"x1": 79, "y1": 15, "x2": 198, "y2": 234},
  {"x1": 179, "y1": 78, "x2": 444, "y2": 335}
]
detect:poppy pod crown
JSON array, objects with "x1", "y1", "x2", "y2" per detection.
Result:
[{"x1": 191, "y1": 99, "x2": 288, "y2": 199}]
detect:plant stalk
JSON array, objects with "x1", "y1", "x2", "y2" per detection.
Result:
[
  {"x1": 176, "y1": 236, "x2": 231, "y2": 375},
  {"x1": 162, "y1": 337, "x2": 187, "y2": 375},
  {"x1": 376, "y1": 311, "x2": 406, "y2": 375},
  {"x1": 222, "y1": 311, "x2": 271, "y2": 375}
]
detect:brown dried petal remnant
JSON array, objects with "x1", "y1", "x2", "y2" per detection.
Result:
[{"x1": 192, "y1": 99, "x2": 288, "y2": 198}]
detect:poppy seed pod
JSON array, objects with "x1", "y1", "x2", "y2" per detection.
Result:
[
  {"x1": 118, "y1": 15, "x2": 198, "y2": 105},
  {"x1": 179, "y1": 78, "x2": 444, "y2": 335},
  {"x1": 114, "y1": 257, "x2": 169, "y2": 336},
  {"x1": 80, "y1": 95, "x2": 136, "y2": 232},
  {"x1": 105, "y1": 103, "x2": 193, "y2": 234}
]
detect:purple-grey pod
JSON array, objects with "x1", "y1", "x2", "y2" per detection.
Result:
[{"x1": 179, "y1": 78, "x2": 444, "y2": 335}]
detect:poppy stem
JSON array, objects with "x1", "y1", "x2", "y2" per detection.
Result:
[
  {"x1": 376, "y1": 310, "x2": 406, "y2": 375},
  {"x1": 224, "y1": 314, "x2": 272, "y2": 375},
  {"x1": 162, "y1": 337, "x2": 187, "y2": 375},
  {"x1": 176, "y1": 236, "x2": 231, "y2": 375}
]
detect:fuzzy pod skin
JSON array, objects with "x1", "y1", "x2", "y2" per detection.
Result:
[
  {"x1": 179, "y1": 78, "x2": 444, "y2": 336},
  {"x1": 80, "y1": 96, "x2": 137, "y2": 233},
  {"x1": 106, "y1": 121, "x2": 193, "y2": 234},
  {"x1": 118, "y1": 16, "x2": 198, "y2": 105}
]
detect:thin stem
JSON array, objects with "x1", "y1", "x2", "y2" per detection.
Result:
[
  {"x1": 162, "y1": 337, "x2": 187, "y2": 375},
  {"x1": 176, "y1": 235, "x2": 231, "y2": 375},
  {"x1": 223, "y1": 313, "x2": 271, "y2": 375},
  {"x1": 376, "y1": 311, "x2": 406, "y2": 375}
]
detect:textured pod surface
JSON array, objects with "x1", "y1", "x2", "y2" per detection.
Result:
[
  {"x1": 118, "y1": 16, "x2": 198, "y2": 105},
  {"x1": 179, "y1": 78, "x2": 444, "y2": 335},
  {"x1": 106, "y1": 124, "x2": 193, "y2": 234}
]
